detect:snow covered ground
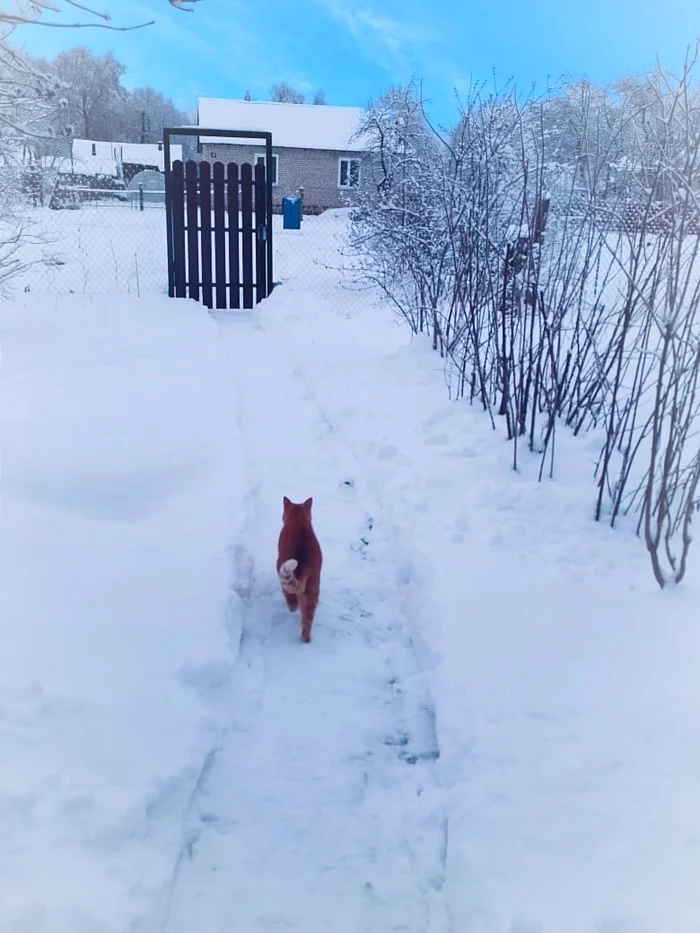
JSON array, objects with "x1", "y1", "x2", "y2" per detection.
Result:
[
  {"x1": 2, "y1": 209, "x2": 700, "y2": 932},
  {"x1": 0, "y1": 294, "x2": 244, "y2": 932}
]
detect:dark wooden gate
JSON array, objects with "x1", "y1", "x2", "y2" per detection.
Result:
[{"x1": 163, "y1": 128, "x2": 274, "y2": 310}]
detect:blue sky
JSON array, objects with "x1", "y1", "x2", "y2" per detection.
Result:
[{"x1": 14, "y1": 0, "x2": 700, "y2": 126}]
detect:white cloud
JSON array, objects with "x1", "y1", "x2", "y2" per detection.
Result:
[
  {"x1": 311, "y1": 0, "x2": 435, "y2": 77},
  {"x1": 180, "y1": 2, "x2": 319, "y2": 101}
]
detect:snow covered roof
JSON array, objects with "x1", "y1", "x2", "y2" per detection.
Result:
[
  {"x1": 197, "y1": 98, "x2": 368, "y2": 152},
  {"x1": 65, "y1": 138, "x2": 183, "y2": 175},
  {"x1": 65, "y1": 138, "x2": 117, "y2": 174},
  {"x1": 117, "y1": 141, "x2": 182, "y2": 169},
  {"x1": 72, "y1": 138, "x2": 115, "y2": 161}
]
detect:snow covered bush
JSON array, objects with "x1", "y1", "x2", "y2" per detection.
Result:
[
  {"x1": 348, "y1": 51, "x2": 700, "y2": 587},
  {"x1": 0, "y1": 32, "x2": 67, "y2": 289},
  {"x1": 348, "y1": 81, "x2": 452, "y2": 343}
]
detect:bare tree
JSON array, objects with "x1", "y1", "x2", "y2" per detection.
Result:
[
  {"x1": 270, "y1": 82, "x2": 305, "y2": 104},
  {"x1": 121, "y1": 86, "x2": 186, "y2": 143},
  {"x1": 26, "y1": 45, "x2": 189, "y2": 142},
  {"x1": 50, "y1": 46, "x2": 123, "y2": 138}
]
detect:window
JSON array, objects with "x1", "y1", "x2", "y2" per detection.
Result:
[
  {"x1": 255, "y1": 153, "x2": 279, "y2": 186},
  {"x1": 338, "y1": 157, "x2": 360, "y2": 188}
]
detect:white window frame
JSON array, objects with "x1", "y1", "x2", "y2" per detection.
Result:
[
  {"x1": 338, "y1": 156, "x2": 360, "y2": 189},
  {"x1": 255, "y1": 152, "x2": 279, "y2": 186}
]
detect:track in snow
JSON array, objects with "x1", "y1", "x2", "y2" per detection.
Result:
[{"x1": 160, "y1": 315, "x2": 448, "y2": 933}]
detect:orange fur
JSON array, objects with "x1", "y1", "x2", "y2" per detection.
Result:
[{"x1": 276, "y1": 496, "x2": 323, "y2": 643}]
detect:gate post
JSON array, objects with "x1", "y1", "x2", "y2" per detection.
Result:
[
  {"x1": 265, "y1": 132, "x2": 274, "y2": 295},
  {"x1": 164, "y1": 129, "x2": 175, "y2": 297},
  {"x1": 254, "y1": 160, "x2": 268, "y2": 302}
]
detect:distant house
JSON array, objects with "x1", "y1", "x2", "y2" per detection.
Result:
[
  {"x1": 66, "y1": 138, "x2": 183, "y2": 182},
  {"x1": 46, "y1": 138, "x2": 184, "y2": 209},
  {"x1": 197, "y1": 98, "x2": 368, "y2": 213}
]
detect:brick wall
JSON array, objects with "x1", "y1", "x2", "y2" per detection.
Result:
[{"x1": 200, "y1": 143, "x2": 364, "y2": 213}]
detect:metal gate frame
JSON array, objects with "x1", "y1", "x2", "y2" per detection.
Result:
[{"x1": 163, "y1": 126, "x2": 274, "y2": 306}]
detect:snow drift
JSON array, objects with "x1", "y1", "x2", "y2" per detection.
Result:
[{"x1": 0, "y1": 293, "x2": 243, "y2": 933}]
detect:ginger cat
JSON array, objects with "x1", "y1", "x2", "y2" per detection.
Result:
[{"x1": 277, "y1": 496, "x2": 323, "y2": 643}]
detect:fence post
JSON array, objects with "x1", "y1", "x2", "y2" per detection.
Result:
[{"x1": 139, "y1": 183, "x2": 144, "y2": 212}]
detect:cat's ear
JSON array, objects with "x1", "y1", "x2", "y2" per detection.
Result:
[
  {"x1": 283, "y1": 496, "x2": 291, "y2": 515},
  {"x1": 303, "y1": 497, "x2": 313, "y2": 512}
]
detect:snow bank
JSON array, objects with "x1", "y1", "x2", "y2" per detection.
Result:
[{"x1": 0, "y1": 294, "x2": 243, "y2": 933}]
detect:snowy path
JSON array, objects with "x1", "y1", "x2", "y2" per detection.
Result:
[{"x1": 160, "y1": 314, "x2": 448, "y2": 933}]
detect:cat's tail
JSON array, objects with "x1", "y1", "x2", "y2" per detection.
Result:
[{"x1": 279, "y1": 558, "x2": 300, "y2": 594}]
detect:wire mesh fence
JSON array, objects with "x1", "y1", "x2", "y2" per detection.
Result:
[
  {"x1": 10, "y1": 194, "x2": 167, "y2": 297},
  {"x1": 7, "y1": 187, "x2": 371, "y2": 311}
]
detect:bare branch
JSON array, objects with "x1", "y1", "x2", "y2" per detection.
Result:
[
  {"x1": 1, "y1": 14, "x2": 154, "y2": 28},
  {"x1": 0, "y1": 0, "x2": 202, "y2": 28}
]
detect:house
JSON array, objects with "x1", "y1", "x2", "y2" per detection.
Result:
[
  {"x1": 197, "y1": 98, "x2": 368, "y2": 213},
  {"x1": 46, "y1": 139, "x2": 123, "y2": 209}
]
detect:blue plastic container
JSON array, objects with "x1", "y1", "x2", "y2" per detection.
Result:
[{"x1": 282, "y1": 195, "x2": 302, "y2": 229}]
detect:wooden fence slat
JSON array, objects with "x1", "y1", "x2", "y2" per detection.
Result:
[
  {"x1": 171, "y1": 160, "x2": 186, "y2": 298},
  {"x1": 240, "y1": 162, "x2": 254, "y2": 309},
  {"x1": 254, "y1": 161, "x2": 267, "y2": 303},
  {"x1": 227, "y1": 162, "x2": 240, "y2": 309},
  {"x1": 199, "y1": 160, "x2": 213, "y2": 309},
  {"x1": 212, "y1": 162, "x2": 227, "y2": 309},
  {"x1": 184, "y1": 159, "x2": 200, "y2": 302}
]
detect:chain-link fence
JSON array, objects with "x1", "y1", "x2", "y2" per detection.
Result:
[
  {"x1": 10, "y1": 191, "x2": 167, "y2": 297},
  {"x1": 270, "y1": 207, "x2": 368, "y2": 304},
  {"x1": 7, "y1": 185, "x2": 372, "y2": 311}
]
